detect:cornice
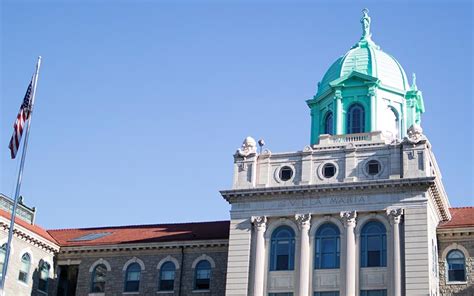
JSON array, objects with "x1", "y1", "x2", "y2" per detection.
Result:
[
  {"x1": 221, "y1": 177, "x2": 435, "y2": 201},
  {"x1": 0, "y1": 220, "x2": 59, "y2": 253},
  {"x1": 58, "y1": 239, "x2": 229, "y2": 255}
]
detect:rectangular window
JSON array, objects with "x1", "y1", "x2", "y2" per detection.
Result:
[
  {"x1": 418, "y1": 151, "x2": 424, "y2": 170},
  {"x1": 360, "y1": 290, "x2": 387, "y2": 296},
  {"x1": 315, "y1": 292, "x2": 340, "y2": 296}
]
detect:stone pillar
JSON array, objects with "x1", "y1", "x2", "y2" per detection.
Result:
[
  {"x1": 295, "y1": 214, "x2": 311, "y2": 296},
  {"x1": 251, "y1": 216, "x2": 267, "y2": 296},
  {"x1": 311, "y1": 107, "x2": 320, "y2": 145},
  {"x1": 340, "y1": 211, "x2": 357, "y2": 296},
  {"x1": 335, "y1": 90, "x2": 343, "y2": 135},
  {"x1": 387, "y1": 208, "x2": 403, "y2": 296},
  {"x1": 369, "y1": 86, "x2": 377, "y2": 132}
]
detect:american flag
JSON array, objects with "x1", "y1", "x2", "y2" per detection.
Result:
[{"x1": 8, "y1": 80, "x2": 33, "y2": 159}]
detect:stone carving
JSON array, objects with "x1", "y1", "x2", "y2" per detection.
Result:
[
  {"x1": 295, "y1": 214, "x2": 311, "y2": 228},
  {"x1": 303, "y1": 145, "x2": 313, "y2": 152},
  {"x1": 361, "y1": 8, "x2": 371, "y2": 39},
  {"x1": 387, "y1": 208, "x2": 404, "y2": 224},
  {"x1": 340, "y1": 211, "x2": 357, "y2": 227},
  {"x1": 237, "y1": 136, "x2": 257, "y2": 158},
  {"x1": 251, "y1": 216, "x2": 267, "y2": 230},
  {"x1": 405, "y1": 124, "x2": 426, "y2": 144}
]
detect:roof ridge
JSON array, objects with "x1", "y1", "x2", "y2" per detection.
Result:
[
  {"x1": 47, "y1": 219, "x2": 230, "y2": 233},
  {"x1": 450, "y1": 206, "x2": 474, "y2": 209}
]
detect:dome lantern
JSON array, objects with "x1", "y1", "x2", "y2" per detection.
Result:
[{"x1": 307, "y1": 9, "x2": 425, "y2": 145}]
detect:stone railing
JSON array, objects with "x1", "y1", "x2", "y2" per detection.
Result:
[{"x1": 318, "y1": 131, "x2": 385, "y2": 145}]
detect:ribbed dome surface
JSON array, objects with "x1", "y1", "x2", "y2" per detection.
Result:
[{"x1": 317, "y1": 44, "x2": 409, "y2": 96}]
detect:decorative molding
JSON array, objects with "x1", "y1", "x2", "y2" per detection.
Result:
[
  {"x1": 89, "y1": 258, "x2": 112, "y2": 272},
  {"x1": 191, "y1": 254, "x2": 216, "y2": 269},
  {"x1": 251, "y1": 216, "x2": 267, "y2": 230},
  {"x1": 122, "y1": 257, "x2": 145, "y2": 271},
  {"x1": 295, "y1": 214, "x2": 311, "y2": 229},
  {"x1": 340, "y1": 211, "x2": 357, "y2": 227},
  {"x1": 386, "y1": 208, "x2": 404, "y2": 224},
  {"x1": 157, "y1": 255, "x2": 180, "y2": 270}
]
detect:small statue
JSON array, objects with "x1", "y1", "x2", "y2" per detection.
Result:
[
  {"x1": 237, "y1": 136, "x2": 257, "y2": 158},
  {"x1": 361, "y1": 8, "x2": 371, "y2": 39},
  {"x1": 405, "y1": 124, "x2": 426, "y2": 144}
]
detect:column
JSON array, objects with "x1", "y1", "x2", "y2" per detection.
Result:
[
  {"x1": 335, "y1": 90, "x2": 343, "y2": 135},
  {"x1": 387, "y1": 208, "x2": 403, "y2": 296},
  {"x1": 295, "y1": 214, "x2": 311, "y2": 296},
  {"x1": 251, "y1": 216, "x2": 267, "y2": 296},
  {"x1": 340, "y1": 211, "x2": 357, "y2": 296},
  {"x1": 310, "y1": 107, "x2": 320, "y2": 145},
  {"x1": 369, "y1": 86, "x2": 377, "y2": 132}
]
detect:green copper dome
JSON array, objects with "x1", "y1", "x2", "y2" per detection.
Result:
[
  {"x1": 307, "y1": 9, "x2": 425, "y2": 145},
  {"x1": 316, "y1": 12, "x2": 409, "y2": 97}
]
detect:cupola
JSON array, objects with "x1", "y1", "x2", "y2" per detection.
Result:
[{"x1": 307, "y1": 9, "x2": 425, "y2": 144}]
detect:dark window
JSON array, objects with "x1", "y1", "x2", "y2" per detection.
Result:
[
  {"x1": 323, "y1": 163, "x2": 337, "y2": 178},
  {"x1": 91, "y1": 264, "x2": 107, "y2": 293},
  {"x1": 315, "y1": 292, "x2": 340, "y2": 296},
  {"x1": 315, "y1": 223, "x2": 340, "y2": 269},
  {"x1": 324, "y1": 112, "x2": 334, "y2": 135},
  {"x1": 347, "y1": 104, "x2": 365, "y2": 134},
  {"x1": 124, "y1": 263, "x2": 141, "y2": 292},
  {"x1": 361, "y1": 221, "x2": 386, "y2": 267},
  {"x1": 269, "y1": 293, "x2": 293, "y2": 296},
  {"x1": 270, "y1": 226, "x2": 295, "y2": 271},
  {"x1": 38, "y1": 261, "x2": 51, "y2": 292},
  {"x1": 360, "y1": 290, "x2": 387, "y2": 296},
  {"x1": 159, "y1": 261, "x2": 176, "y2": 291},
  {"x1": 366, "y1": 160, "x2": 381, "y2": 175},
  {"x1": 18, "y1": 253, "x2": 31, "y2": 283},
  {"x1": 194, "y1": 260, "x2": 211, "y2": 290},
  {"x1": 279, "y1": 166, "x2": 293, "y2": 181},
  {"x1": 447, "y1": 250, "x2": 466, "y2": 282}
]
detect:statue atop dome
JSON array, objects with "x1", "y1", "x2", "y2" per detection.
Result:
[{"x1": 361, "y1": 8, "x2": 371, "y2": 40}]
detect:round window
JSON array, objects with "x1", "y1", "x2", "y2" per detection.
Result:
[
  {"x1": 279, "y1": 166, "x2": 293, "y2": 181},
  {"x1": 366, "y1": 160, "x2": 381, "y2": 175},
  {"x1": 322, "y1": 163, "x2": 337, "y2": 178}
]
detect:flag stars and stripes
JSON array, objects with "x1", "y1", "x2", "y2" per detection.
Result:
[{"x1": 8, "y1": 80, "x2": 33, "y2": 159}]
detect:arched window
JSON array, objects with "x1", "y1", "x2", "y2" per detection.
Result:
[
  {"x1": 315, "y1": 223, "x2": 340, "y2": 269},
  {"x1": 347, "y1": 104, "x2": 365, "y2": 134},
  {"x1": 324, "y1": 112, "x2": 334, "y2": 135},
  {"x1": 124, "y1": 263, "x2": 141, "y2": 292},
  {"x1": 361, "y1": 221, "x2": 386, "y2": 267},
  {"x1": 91, "y1": 264, "x2": 107, "y2": 293},
  {"x1": 447, "y1": 250, "x2": 466, "y2": 282},
  {"x1": 194, "y1": 260, "x2": 211, "y2": 290},
  {"x1": 18, "y1": 253, "x2": 31, "y2": 283},
  {"x1": 38, "y1": 261, "x2": 51, "y2": 292},
  {"x1": 270, "y1": 226, "x2": 295, "y2": 271},
  {"x1": 159, "y1": 261, "x2": 176, "y2": 291},
  {"x1": 0, "y1": 244, "x2": 6, "y2": 280},
  {"x1": 387, "y1": 108, "x2": 399, "y2": 138}
]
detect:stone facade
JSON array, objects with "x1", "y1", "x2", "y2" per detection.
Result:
[
  {"x1": 0, "y1": 210, "x2": 59, "y2": 296},
  {"x1": 51, "y1": 243, "x2": 228, "y2": 296},
  {"x1": 438, "y1": 227, "x2": 474, "y2": 296}
]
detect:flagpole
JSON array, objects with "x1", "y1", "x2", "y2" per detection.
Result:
[{"x1": 0, "y1": 56, "x2": 42, "y2": 295}]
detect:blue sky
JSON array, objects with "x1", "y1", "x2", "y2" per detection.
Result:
[{"x1": 1, "y1": 1, "x2": 472, "y2": 229}]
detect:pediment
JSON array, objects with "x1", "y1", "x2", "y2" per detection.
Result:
[{"x1": 329, "y1": 71, "x2": 379, "y2": 88}]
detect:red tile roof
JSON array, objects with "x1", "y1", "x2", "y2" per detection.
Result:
[
  {"x1": 47, "y1": 220, "x2": 230, "y2": 247},
  {"x1": 0, "y1": 209, "x2": 58, "y2": 245},
  {"x1": 439, "y1": 207, "x2": 474, "y2": 229}
]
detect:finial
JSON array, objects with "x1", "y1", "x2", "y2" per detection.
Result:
[
  {"x1": 411, "y1": 73, "x2": 418, "y2": 91},
  {"x1": 361, "y1": 8, "x2": 371, "y2": 39}
]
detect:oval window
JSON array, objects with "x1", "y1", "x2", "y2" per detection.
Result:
[
  {"x1": 322, "y1": 163, "x2": 337, "y2": 178},
  {"x1": 366, "y1": 160, "x2": 381, "y2": 175},
  {"x1": 279, "y1": 166, "x2": 293, "y2": 181}
]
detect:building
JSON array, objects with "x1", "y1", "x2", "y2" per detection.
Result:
[{"x1": 0, "y1": 9, "x2": 473, "y2": 296}]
